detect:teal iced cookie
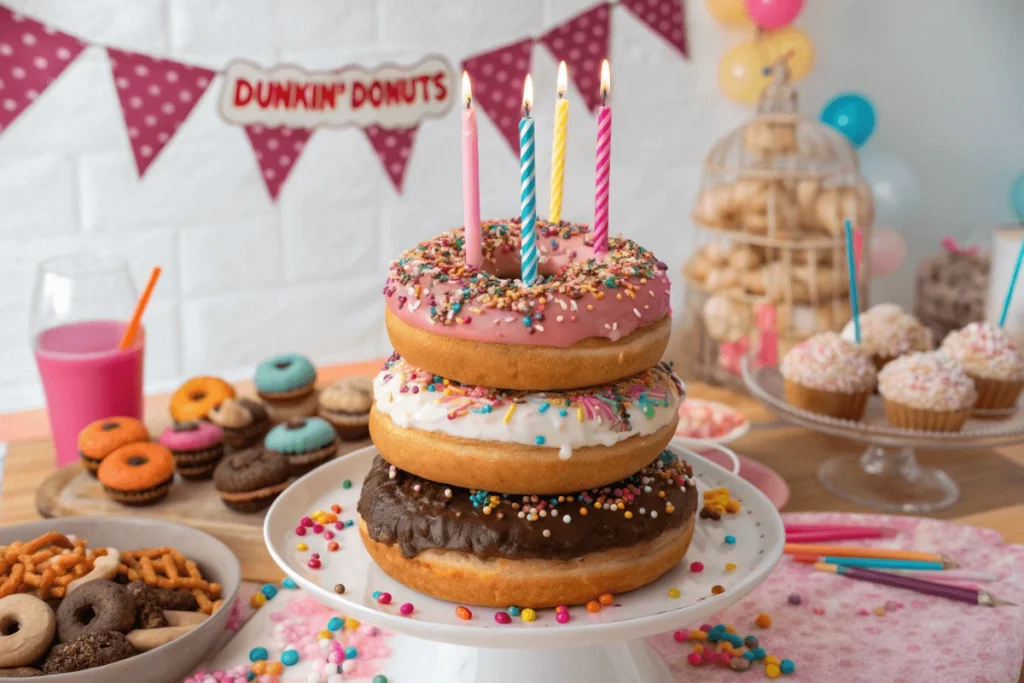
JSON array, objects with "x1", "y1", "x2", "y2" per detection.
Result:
[
  {"x1": 254, "y1": 353, "x2": 317, "y2": 398},
  {"x1": 264, "y1": 417, "x2": 339, "y2": 476}
]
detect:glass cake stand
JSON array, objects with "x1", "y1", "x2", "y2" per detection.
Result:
[
  {"x1": 742, "y1": 358, "x2": 1024, "y2": 513},
  {"x1": 264, "y1": 442, "x2": 784, "y2": 683}
]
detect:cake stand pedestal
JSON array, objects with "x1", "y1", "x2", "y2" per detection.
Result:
[
  {"x1": 263, "y1": 443, "x2": 785, "y2": 683},
  {"x1": 743, "y1": 359, "x2": 1024, "y2": 513}
]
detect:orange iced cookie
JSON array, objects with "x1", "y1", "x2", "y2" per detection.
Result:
[
  {"x1": 169, "y1": 377, "x2": 235, "y2": 422},
  {"x1": 98, "y1": 443, "x2": 176, "y2": 506},
  {"x1": 77, "y1": 417, "x2": 150, "y2": 476}
]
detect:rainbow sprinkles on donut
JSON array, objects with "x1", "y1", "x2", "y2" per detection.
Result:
[{"x1": 356, "y1": 64, "x2": 696, "y2": 608}]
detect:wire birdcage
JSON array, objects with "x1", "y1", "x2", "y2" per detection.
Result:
[{"x1": 680, "y1": 55, "x2": 875, "y2": 388}]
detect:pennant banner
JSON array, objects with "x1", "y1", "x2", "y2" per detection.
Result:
[
  {"x1": 364, "y1": 125, "x2": 418, "y2": 194},
  {"x1": 107, "y1": 48, "x2": 215, "y2": 176},
  {"x1": 621, "y1": 0, "x2": 688, "y2": 58},
  {"x1": 0, "y1": 7, "x2": 85, "y2": 133},
  {"x1": 243, "y1": 124, "x2": 314, "y2": 200},
  {"x1": 0, "y1": 3, "x2": 687, "y2": 199},
  {"x1": 461, "y1": 38, "x2": 533, "y2": 156},
  {"x1": 540, "y1": 4, "x2": 612, "y2": 113}
]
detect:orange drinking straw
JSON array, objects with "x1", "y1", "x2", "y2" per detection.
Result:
[{"x1": 117, "y1": 266, "x2": 161, "y2": 350}]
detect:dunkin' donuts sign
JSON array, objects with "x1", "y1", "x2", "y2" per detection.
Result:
[{"x1": 219, "y1": 57, "x2": 455, "y2": 128}]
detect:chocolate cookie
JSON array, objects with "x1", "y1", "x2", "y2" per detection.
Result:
[
  {"x1": 125, "y1": 581, "x2": 167, "y2": 630},
  {"x1": 56, "y1": 580, "x2": 135, "y2": 643},
  {"x1": 213, "y1": 447, "x2": 290, "y2": 512},
  {"x1": 152, "y1": 588, "x2": 199, "y2": 612},
  {"x1": 42, "y1": 631, "x2": 135, "y2": 674}
]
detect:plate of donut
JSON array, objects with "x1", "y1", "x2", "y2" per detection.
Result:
[
  {"x1": 264, "y1": 441, "x2": 785, "y2": 649},
  {"x1": 0, "y1": 516, "x2": 240, "y2": 681}
]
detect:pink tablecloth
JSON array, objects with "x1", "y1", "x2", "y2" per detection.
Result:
[{"x1": 195, "y1": 513, "x2": 1024, "y2": 682}]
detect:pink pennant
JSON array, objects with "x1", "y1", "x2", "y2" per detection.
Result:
[
  {"x1": 621, "y1": 0, "x2": 688, "y2": 58},
  {"x1": 244, "y1": 125, "x2": 314, "y2": 200},
  {"x1": 0, "y1": 7, "x2": 85, "y2": 134},
  {"x1": 107, "y1": 48, "x2": 215, "y2": 176},
  {"x1": 364, "y1": 125, "x2": 418, "y2": 194},
  {"x1": 462, "y1": 38, "x2": 533, "y2": 155},
  {"x1": 540, "y1": 4, "x2": 611, "y2": 113}
]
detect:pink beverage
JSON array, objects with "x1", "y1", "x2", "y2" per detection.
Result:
[{"x1": 34, "y1": 320, "x2": 145, "y2": 468}]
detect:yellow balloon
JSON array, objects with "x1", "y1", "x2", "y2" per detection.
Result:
[
  {"x1": 717, "y1": 41, "x2": 775, "y2": 104},
  {"x1": 763, "y1": 27, "x2": 815, "y2": 81},
  {"x1": 706, "y1": 0, "x2": 750, "y2": 25}
]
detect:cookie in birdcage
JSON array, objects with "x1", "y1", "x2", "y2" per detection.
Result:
[
  {"x1": 693, "y1": 184, "x2": 738, "y2": 227},
  {"x1": 737, "y1": 181, "x2": 800, "y2": 236},
  {"x1": 812, "y1": 182, "x2": 874, "y2": 236},
  {"x1": 743, "y1": 115, "x2": 799, "y2": 157},
  {"x1": 742, "y1": 260, "x2": 850, "y2": 304},
  {"x1": 702, "y1": 293, "x2": 753, "y2": 343}
]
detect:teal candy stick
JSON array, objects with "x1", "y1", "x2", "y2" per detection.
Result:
[
  {"x1": 823, "y1": 557, "x2": 944, "y2": 571},
  {"x1": 998, "y1": 236, "x2": 1024, "y2": 326},
  {"x1": 844, "y1": 219, "x2": 861, "y2": 343}
]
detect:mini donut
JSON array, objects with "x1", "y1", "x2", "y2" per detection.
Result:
[
  {"x1": 358, "y1": 452, "x2": 698, "y2": 608},
  {"x1": 77, "y1": 417, "x2": 149, "y2": 476},
  {"x1": 55, "y1": 580, "x2": 135, "y2": 643},
  {"x1": 0, "y1": 594, "x2": 56, "y2": 668},
  {"x1": 372, "y1": 355, "x2": 684, "y2": 493},
  {"x1": 384, "y1": 220, "x2": 672, "y2": 391},
  {"x1": 255, "y1": 353, "x2": 317, "y2": 400},
  {"x1": 97, "y1": 442, "x2": 175, "y2": 505},
  {"x1": 264, "y1": 417, "x2": 339, "y2": 477},
  {"x1": 42, "y1": 631, "x2": 135, "y2": 675},
  {"x1": 170, "y1": 376, "x2": 236, "y2": 422},
  {"x1": 158, "y1": 421, "x2": 225, "y2": 480}
]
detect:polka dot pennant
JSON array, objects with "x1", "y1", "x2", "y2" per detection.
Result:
[
  {"x1": 364, "y1": 125, "x2": 418, "y2": 194},
  {"x1": 0, "y1": 6, "x2": 86, "y2": 134},
  {"x1": 620, "y1": 0, "x2": 688, "y2": 58},
  {"x1": 461, "y1": 38, "x2": 533, "y2": 156},
  {"x1": 243, "y1": 124, "x2": 314, "y2": 200},
  {"x1": 107, "y1": 47, "x2": 215, "y2": 176},
  {"x1": 539, "y1": 4, "x2": 611, "y2": 114}
]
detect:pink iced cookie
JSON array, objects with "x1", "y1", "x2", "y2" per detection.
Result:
[{"x1": 158, "y1": 421, "x2": 225, "y2": 480}]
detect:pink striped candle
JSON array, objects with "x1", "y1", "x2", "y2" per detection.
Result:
[
  {"x1": 593, "y1": 60, "x2": 611, "y2": 259},
  {"x1": 461, "y1": 72, "x2": 482, "y2": 268}
]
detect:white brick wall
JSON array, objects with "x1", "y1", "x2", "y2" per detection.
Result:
[{"x1": 1, "y1": 0, "x2": 1023, "y2": 411}]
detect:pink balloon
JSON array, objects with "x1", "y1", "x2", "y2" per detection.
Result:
[
  {"x1": 744, "y1": 0, "x2": 804, "y2": 30},
  {"x1": 869, "y1": 228, "x2": 908, "y2": 277}
]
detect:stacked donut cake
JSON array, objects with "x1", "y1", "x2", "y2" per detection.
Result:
[{"x1": 358, "y1": 219, "x2": 697, "y2": 608}]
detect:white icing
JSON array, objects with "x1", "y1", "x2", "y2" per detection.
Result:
[{"x1": 373, "y1": 360, "x2": 684, "y2": 450}]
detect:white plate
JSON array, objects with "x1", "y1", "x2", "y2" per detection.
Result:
[
  {"x1": 675, "y1": 399, "x2": 751, "y2": 445},
  {"x1": 264, "y1": 441, "x2": 784, "y2": 650}
]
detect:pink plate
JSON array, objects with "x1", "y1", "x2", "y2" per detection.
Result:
[{"x1": 698, "y1": 448, "x2": 790, "y2": 510}]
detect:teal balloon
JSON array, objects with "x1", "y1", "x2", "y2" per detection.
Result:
[
  {"x1": 1012, "y1": 174, "x2": 1024, "y2": 221},
  {"x1": 820, "y1": 93, "x2": 876, "y2": 148}
]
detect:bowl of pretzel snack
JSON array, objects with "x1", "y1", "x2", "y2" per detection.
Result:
[{"x1": 0, "y1": 516, "x2": 240, "y2": 681}]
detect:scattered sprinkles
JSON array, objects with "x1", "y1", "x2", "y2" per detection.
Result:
[{"x1": 700, "y1": 487, "x2": 741, "y2": 520}]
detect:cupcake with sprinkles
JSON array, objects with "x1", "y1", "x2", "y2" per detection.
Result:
[
  {"x1": 940, "y1": 321, "x2": 1024, "y2": 411},
  {"x1": 254, "y1": 353, "x2": 319, "y2": 423},
  {"x1": 841, "y1": 303, "x2": 932, "y2": 370},
  {"x1": 781, "y1": 332, "x2": 876, "y2": 420},
  {"x1": 383, "y1": 220, "x2": 672, "y2": 391},
  {"x1": 371, "y1": 353, "x2": 685, "y2": 493},
  {"x1": 265, "y1": 416, "x2": 340, "y2": 477},
  {"x1": 357, "y1": 450, "x2": 698, "y2": 608},
  {"x1": 878, "y1": 351, "x2": 977, "y2": 432}
]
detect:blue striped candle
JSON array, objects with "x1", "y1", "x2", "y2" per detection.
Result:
[{"x1": 519, "y1": 75, "x2": 537, "y2": 287}]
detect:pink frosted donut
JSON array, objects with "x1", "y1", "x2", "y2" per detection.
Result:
[{"x1": 384, "y1": 219, "x2": 672, "y2": 390}]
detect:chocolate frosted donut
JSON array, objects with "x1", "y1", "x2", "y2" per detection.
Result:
[
  {"x1": 55, "y1": 580, "x2": 135, "y2": 643},
  {"x1": 358, "y1": 452, "x2": 698, "y2": 607},
  {"x1": 384, "y1": 220, "x2": 672, "y2": 390}
]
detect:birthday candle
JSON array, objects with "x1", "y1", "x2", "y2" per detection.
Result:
[
  {"x1": 519, "y1": 74, "x2": 538, "y2": 287},
  {"x1": 594, "y1": 60, "x2": 611, "y2": 259},
  {"x1": 549, "y1": 61, "x2": 569, "y2": 224},
  {"x1": 461, "y1": 72, "x2": 482, "y2": 268}
]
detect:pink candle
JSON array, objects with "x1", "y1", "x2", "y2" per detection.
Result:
[
  {"x1": 462, "y1": 71, "x2": 482, "y2": 268},
  {"x1": 593, "y1": 60, "x2": 611, "y2": 259}
]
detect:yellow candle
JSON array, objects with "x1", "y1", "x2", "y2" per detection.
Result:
[{"x1": 549, "y1": 61, "x2": 569, "y2": 224}]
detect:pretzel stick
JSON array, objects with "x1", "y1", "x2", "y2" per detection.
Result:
[
  {"x1": 51, "y1": 586, "x2": 65, "y2": 599},
  {"x1": 0, "y1": 564, "x2": 25, "y2": 598},
  {"x1": 211, "y1": 599, "x2": 224, "y2": 613},
  {"x1": 36, "y1": 568, "x2": 56, "y2": 599},
  {"x1": 184, "y1": 560, "x2": 202, "y2": 581},
  {"x1": 139, "y1": 557, "x2": 158, "y2": 585},
  {"x1": 192, "y1": 589, "x2": 213, "y2": 615},
  {"x1": 3, "y1": 542, "x2": 23, "y2": 563},
  {"x1": 17, "y1": 555, "x2": 35, "y2": 574},
  {"x1": 19, "y1": 532, "x2": 73, "y2": 556},
  {"x1": 161, "y1": 554, "x2": 179, "y2": 581}
]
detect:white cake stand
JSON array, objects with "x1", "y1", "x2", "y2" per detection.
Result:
[
  {"x1": 742, "y1": 359, "x2": 1024, "y2": 513},
  {"x1": 263, "y1": 441, "x2": 784, "y2": 683}
]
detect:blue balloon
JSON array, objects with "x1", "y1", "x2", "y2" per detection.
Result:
[
  {"x1": 820, "y1": 93, "x2": 876, "y2": 148},
  {"x1": 1012, "y1": 174, "x2": 1024, "y2": 221}
]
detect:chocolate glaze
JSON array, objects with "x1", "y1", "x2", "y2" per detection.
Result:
[{"x1": 358, "y1": 452, "x2": 697, "y2": 561}]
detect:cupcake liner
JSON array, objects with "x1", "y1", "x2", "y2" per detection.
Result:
[
  {"x1": 882, "y1": 399, "x2": 970, "y2": 432},
  {"x1": 969, "y1": 375, "x2": 1024, "y2": 412},
  {"x1": 784, "y1": 379, "x2": 871, "y2": 421}
]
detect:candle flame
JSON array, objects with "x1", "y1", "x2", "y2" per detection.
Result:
[
  {"x1": 462, "y1": 71, "x2": 472, "y2": 108},
  {"x1": 557, "y1": 61, "x2": 568, "y2": 98},
  {"x1": 522, "y1": 74, "x2": 534, "y2": 116},
  {"x1": 600, "y1": 60, "x2": 610, "y2": 104}
]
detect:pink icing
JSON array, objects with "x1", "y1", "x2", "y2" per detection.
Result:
[
  {"x1": 158, "y1": 421, "x2": 223, "y2": 451},
  {"x1": 384, "y1": 220, "x2": 671, "y2": 348}
]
